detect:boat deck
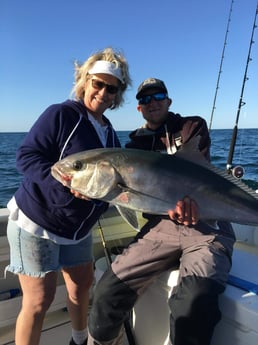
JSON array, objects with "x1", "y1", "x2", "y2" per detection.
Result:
[
  {"x1": 1, "y1": 307, "x2": 130, "y2": 345},
  {"x1": 2, "y1": 305, "x2": 133, "y2": 345},
  {"x1": 1, "y1": 308, "x2": 70, "y2": 345}
]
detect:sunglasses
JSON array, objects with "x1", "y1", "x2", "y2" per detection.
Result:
[
  {"x1": 91, "y1": 79, "x2": 119, "y2": 95},
  {"x1": 138, "y1": 92, "x2": 168, "y2": 105}
]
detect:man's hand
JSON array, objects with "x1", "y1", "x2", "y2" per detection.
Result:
[{"x1": 168, "y1": 196, "x2": 199, "y2": 226}]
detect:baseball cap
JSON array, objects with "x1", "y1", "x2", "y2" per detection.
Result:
[{"x1": 136, "y1": 78, "x2": 168, "y2": 99}]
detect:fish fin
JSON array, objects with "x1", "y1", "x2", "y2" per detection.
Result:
[
  {"x1": 177, "y1": 136, "x2": 258, "y2": 199},
  {"x1": 116, "y1": 206, "x2": 140, "y2": 231},
  {"x1": 116, "y1": 183, "x2": 170, "y2": 205},
  {"x1": 175, "y1": 136, "x2": 209, "y2": 166}
]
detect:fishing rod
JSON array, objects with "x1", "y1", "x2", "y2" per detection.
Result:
[
  {"x1": 226, "y1": 2, "x2": 258, "y2": 178},
  {"x1": 209, "y1": 0, "x2": 234, "y2": 132},
  {"x1": 97, "y1": 219, "x2": 113, "y2": 266},
  {"x1": 97, "y1": 219, "x2": 137, "y2": 345}
]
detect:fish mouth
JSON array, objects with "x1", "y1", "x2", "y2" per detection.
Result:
[{"x1": 51, "y1": 166, "x2": 72, "y2": 188}]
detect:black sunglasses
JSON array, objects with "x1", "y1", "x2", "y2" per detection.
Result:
[
  {"x1": 138, "y1": 92, "x2": 167, "y2": 105},
  {"x1": 91, "y1": 79, "x2": 119, "y2": 95}
]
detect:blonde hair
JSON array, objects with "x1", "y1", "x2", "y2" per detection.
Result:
[{"x1": 71, "y1": 47, "x2": 132, "y2": 109}]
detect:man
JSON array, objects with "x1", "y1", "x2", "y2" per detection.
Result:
[{"x1": 88, "y1": 78, "x2": 235, "y2": 345}]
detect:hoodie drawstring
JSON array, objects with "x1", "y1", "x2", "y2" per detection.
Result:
[{"x1": 59, "y1": 114, "x2": 84, "y2": 160}]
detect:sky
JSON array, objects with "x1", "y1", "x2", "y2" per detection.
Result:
[{"x1": 1, "y1": 0, "x2": 258, "y2": 132}]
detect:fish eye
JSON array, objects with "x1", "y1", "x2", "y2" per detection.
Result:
[{"x1": 73, "y1": 160, "x2": 83, "y2": 171}]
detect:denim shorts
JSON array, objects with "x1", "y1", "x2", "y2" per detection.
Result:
[{"x1": 5, "y1": 220, "x2": 93, "y2": 278}]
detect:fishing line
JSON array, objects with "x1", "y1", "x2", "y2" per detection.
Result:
[
  {"x1": 226, "y1": 2, "x2": 258, "y2": 177},
  {"x1": 209, "y1": 0, "x2": 234, "y2": 131}
]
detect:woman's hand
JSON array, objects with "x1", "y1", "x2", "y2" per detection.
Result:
[
  {"x1": 70, "y1": 189, "x2": 91, "y2": 200},
  {"x1": 168, "y1": 196, "x2": 199, "y2": 226}
]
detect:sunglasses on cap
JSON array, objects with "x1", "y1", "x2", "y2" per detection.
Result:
[
  {"x1": 138, "y1": 92, "x2": 167, "y2": 105},
  {"x1": 91, "y1": 79, "x2": 119, "y2": 95}
]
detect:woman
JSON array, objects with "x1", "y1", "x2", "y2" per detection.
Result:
[{"x1": 6, "y1": 47, "x2": 131, "y2": 345}]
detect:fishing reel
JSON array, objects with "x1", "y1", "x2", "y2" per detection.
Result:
[{"x1": 227, "y1": 165, "x2": 245, "y2": 179}]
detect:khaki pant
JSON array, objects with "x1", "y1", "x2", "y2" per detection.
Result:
[{"x1": 88, "y1": 218, "x2": 235, "y2": 345}]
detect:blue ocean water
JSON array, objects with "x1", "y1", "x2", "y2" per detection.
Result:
[{"x1": 0, "y1": 129, "x2": 257, "y2": 208}]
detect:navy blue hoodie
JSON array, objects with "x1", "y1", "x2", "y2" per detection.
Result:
[{"x1": 14, "y1": 100, "x2": 121, "y2": 240}]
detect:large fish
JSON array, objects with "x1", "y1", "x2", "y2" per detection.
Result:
[{"x1": 51, "y1": 138, "x2": 258, "y2": 230}]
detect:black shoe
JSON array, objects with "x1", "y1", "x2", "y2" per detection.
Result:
[{"x1": 69, "y1": 338, "x2": 87, "y2": 345}]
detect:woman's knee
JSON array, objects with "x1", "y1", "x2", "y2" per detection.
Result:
[{"x1": 63, "y1": 262, "x2": 94, "y2": 300}]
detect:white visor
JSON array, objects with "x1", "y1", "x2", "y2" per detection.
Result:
[{"x1": 88, "y1": 60, "x2": 124, "y2": 83}]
